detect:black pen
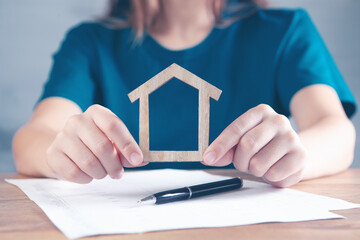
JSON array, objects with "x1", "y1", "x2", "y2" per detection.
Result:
[{"x1": 137, "y1": 177, "x2": 243, "y2": 205}]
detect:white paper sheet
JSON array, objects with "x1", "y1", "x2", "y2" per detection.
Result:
[{"x1": 6, "y1": 169, "x2": 359, "y2": 239}]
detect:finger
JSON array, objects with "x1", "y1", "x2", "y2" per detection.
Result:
[
  {"x1": 47, "y1": 147, "x2": 92, "y2": 184},
  {"x1": 265, "y1": 170, "x2": 304, "y2": 188},
  {"x1": 114, "y1": 144, "x2": 148, "y2": 168},
  {"x1": 246, "y1": 131, "x2": 297, "y2": 177},
  {"x1": 86, "y1": 105, "x2": 143, "y2": 166},
  {"x1": 203, "y1": 104, "x2": 274, "y2": 164},
  {"x1": 202, "y1": 147, "x2": 234, "y2": 167},
  {"x1": 77, "y1": 117, "x2": 124, "y2": 179},
  {"x1": 263, "y1": 151, "x2": 307, "y2": 183},
  {"x1": 232, "y1": 119, "x2": 279, "y2": 173},
  {"x1": 59, "y1": 134, "x2": 108, "y2": 180}
]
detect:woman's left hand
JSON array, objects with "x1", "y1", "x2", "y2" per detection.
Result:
[{"x1": 202, "y1": 104, "x2": 308, "y2": 187}]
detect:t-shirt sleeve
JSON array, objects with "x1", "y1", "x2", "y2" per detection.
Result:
[
  {"x1": 275, "y1": 9, "x2": 357, "y2": 118},
  {"x1": 38, "y1": 24, "x2": 96, "y2": 112}
]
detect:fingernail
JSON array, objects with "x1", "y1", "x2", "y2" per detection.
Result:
[
  {"x1": 130, "y1": 152, "x2": 142, "y2": 165},
  {"x1": 204, "y1": 152, "x2": 217, "y2": 164}
]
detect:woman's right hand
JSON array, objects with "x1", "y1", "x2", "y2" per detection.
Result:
[{"x1": 46, "y1": 104, "x2": 145, "y2": 183}]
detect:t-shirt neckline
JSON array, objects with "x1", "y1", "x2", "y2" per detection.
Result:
[{"x1": 142, "y1": 26, "x2": 223, "y2": 60}]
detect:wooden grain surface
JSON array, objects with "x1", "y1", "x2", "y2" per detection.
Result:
[
  {"x1": 128, "y1": 63, "x2": 222, "y2": 162},
  {"x1": 0, "y1": 169, "x2": 359, "y2": 240}
]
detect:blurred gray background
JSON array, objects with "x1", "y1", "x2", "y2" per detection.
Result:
[{"x1": 0, "y1": 0, "x2": 359, "y2": 172}]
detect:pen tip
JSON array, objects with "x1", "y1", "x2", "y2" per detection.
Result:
[{"x1": 137, "y1": 195, "x2": 156, "y2": 204}]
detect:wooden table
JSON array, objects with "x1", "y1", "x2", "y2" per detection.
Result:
[{"x1": 1, "y1": 169, "x2": 360, "y2": 240}]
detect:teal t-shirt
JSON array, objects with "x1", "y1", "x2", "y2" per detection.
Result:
[{"x1": 40, "y1": 9, "x2": 357, "y2": 170}]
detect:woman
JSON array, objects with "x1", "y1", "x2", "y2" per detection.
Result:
[{"x1": 13, "y1": 0, "x2": 357, "y2": 187}]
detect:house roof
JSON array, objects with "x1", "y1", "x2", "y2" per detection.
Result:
[{"x1": 128, "y1": 63, "x2": 222, "y2": 103}]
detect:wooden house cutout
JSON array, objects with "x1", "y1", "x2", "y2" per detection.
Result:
[{"x1": 128, "y1": 63, "x2": 222, "y2": 162}]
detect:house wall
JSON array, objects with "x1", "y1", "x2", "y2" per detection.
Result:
[{"x1": 0, "y1": 0, "x2": 359, "y2": 172}]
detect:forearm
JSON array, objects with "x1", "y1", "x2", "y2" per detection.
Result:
[
  {"x1": 299, "y1": 116, "x2": 356, "y2": 180},
  {"x1": 13, "y1": 123, "x2": 57, "y2": 178}
]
